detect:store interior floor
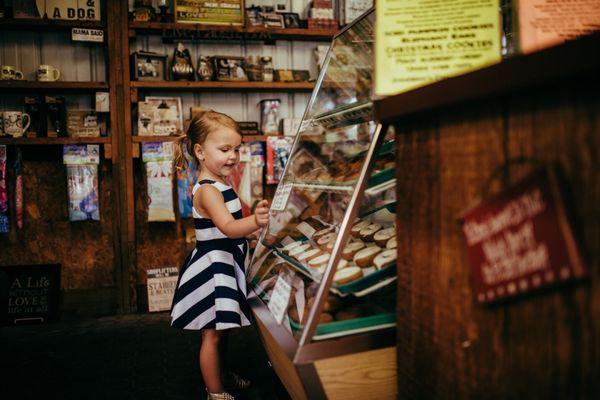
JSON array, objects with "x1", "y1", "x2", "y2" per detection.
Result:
[{"x1": 0, "y1": 313, "x2": 291, "y2": 400}]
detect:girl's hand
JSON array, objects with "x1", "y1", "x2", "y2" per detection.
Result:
[{"x1": 254, "y1": 199, "x2": 270, "y2": 227}]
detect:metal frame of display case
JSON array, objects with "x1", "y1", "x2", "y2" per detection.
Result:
[{"x1": 247, "y1": 8, "x2": 397, "y2": 399}]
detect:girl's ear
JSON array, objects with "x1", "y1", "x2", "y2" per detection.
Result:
[{"x1": 193, "y1": 143, "x2": 204, "y2": 161}]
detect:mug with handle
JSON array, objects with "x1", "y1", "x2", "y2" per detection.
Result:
[
  {"x1": 3, "y1": 111, "x2": 31, "y2": 138},
  {"x1": 37, "y1": 64, "x2": 61, "y2": 82},
  {"x1": 1, "y1": 65, "x2": 24, "y2": 80}
]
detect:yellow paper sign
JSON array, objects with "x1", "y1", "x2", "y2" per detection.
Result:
[{"x1": 376, "y1": 0, "x2": 502, "y2": 97}]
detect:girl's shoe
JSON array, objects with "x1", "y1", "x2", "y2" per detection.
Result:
[
  {"x1": 206, "y1": 389, "x2": 236, "y2": 400},
  {"x1": 224, "y1": 371, "x2": 251, "y2": 390}
]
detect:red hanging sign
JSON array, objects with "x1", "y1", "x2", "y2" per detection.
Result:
[{"x1": 461, "y1": 166, "x2": 587, "y2": 304}]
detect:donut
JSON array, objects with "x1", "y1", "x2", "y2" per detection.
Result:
[
  {"x1": 326, "y1": 240, "x2": 335, "y2": 252},
  {"x1": 374, "y1": 227, "x2": 396, "y2": 247},
  {"x1": 313, "y1": 226, "x2": 335, "y2": 240},
  {"x1": 308, "y1": 253, "x2": 330, "y2": 269},
  {"x1": 288, "y1": 243, "x2": 312, "y2": 257},
  {"x1": 350, "y1": 220, "x2": 370, "y2": 238},
  {"x1": 386, "y1": 236, "x2": 397, "y2": 249},
  {"x1": 373, "y1": 249, "x2": 397, "y2": 269},
  {"x1": 282, "y1": 240, "x2": 305, "y2": 253},
  {"x1": 320, "y1": 259, "x2": 348, "y2": 273},
  {"x1": 333, "y1": 266, "x2": 363, "y2": 285},
  {"x1": 359, "y1": 223, "x2": 382, "y2": 242},
  {"x1": 353, "y1": 245, "x2": 382, "y2": 268},
  {"x1": 296, "y1": 248, "x2": 322, "y2": 263},
  {"x1": 316, "y1": 232, "x2": 337, "y2": 250},
  {"x1": 341, "y1": 241, "x2": 365, "y2": 260}
]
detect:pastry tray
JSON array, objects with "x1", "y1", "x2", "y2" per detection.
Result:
[{"x1": 289, "y1": 312, "x2": 396, "y2": 341}]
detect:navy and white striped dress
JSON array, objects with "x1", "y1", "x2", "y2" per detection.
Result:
[{"x1": 170, "y1": 179, "x2": 251, "y2": 330}]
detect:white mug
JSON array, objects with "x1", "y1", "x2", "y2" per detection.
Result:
[
  {"x1": 37, "y1": 64, "x2": 61, "y2": 82},
  {"x1": 3, "y1": 111, "x2": 31, "y2": 138},
  {"x1": 1, "y1": 65, "x2": 24, "y2": 80}
]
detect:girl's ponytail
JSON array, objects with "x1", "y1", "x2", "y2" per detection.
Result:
[{"x1": 173, "y1": 132, "x2": 190, "y2": 171}]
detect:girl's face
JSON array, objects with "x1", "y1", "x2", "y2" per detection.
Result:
[{"x1": 194, "y1": 126, "x2": 241, "y2": 180}]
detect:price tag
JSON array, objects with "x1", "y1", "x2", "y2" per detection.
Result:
[
  {"x1": 268, "y1": 275, "x2": 292, "y2": 324},
  {"x1": 271, "y1": 183, "x2": 293, "y2": 212}
]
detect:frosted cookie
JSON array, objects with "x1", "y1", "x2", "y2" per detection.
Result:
[
  {"x1": 282, "y1": 240, "x2": 305, "y2": 253},
  {"x1": 308, "y1": 253, "x2": 330, "y2": 269},
  {"x1": 386, "y1": 237, "x2": 397, "y2": 250},
  {"x1": 359, "y1": 223, "x2": 382, "y2": 242},
  {"x1": 316, "y1": 232, "x2": 337, "y2": 250},
  {"x1": 341, "y1": 241, "x2": 365, "y2": 260},
  {"x1": 353, "y1": 245, "x2": 382, "y2": 268},
  {"x1": 333, "y1": 266, "x2": 363, "y2": 285},
  {"x1": 297, "y1": 248, "x2": 322, "y2": 263},
  {"x1": 350, "y1": 220, "x2": 370, "y2": 237},
  {"x1": 373, "y1": 249, "x2": 397, "y2": 269},
  {"x1": 288, "y1": 243, "x2": 312, "y2": 257},
  {"x1": 374, "y1": 227, "x2": 395, "y2": 247},
  {"x1": 313, "y1": 226, "x2": 335, "y2": 239}
]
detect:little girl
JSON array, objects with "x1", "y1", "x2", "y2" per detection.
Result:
[{"x1": 170, "y1": 110, "x2": 270, "y2": 400}]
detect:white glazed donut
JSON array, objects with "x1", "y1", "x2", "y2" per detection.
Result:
[
  {"x1": 350, "y1": 220, "x2": 371, "y2": 237},
  {"x1": 282, "y1": 240, "x2": 305, "y2": 253},
  {"x1": 386, "y1": 236, "x2": 397, "y2": 249},
  {"x1": 342, "y1": 241, "x2": 365, "y2": 260},
  {"x1": 288, "y1": 243, "x2": 312, "y2": 257},
  {"x1": 353, "y1": 245, "x2": 382, "y2": 268},
  {"x1": 374, "y1": 227, "x2": 396, "y2": 247},
  {"x1": 373, "y1": 249, "x2": 397, "y2": 269},
  {"x1": 359, "y1": 223, "x2": 382, "y2": 242},
  {"x1": 297, "y1": 248, "x2": 322, "y2": 262},
  {"x1": 316, "y1": 232, "x2": 337, "y2": 250},
  {"x1": 308, "y1": 253, "x2": 330, "y2": 269},
  {"x1": 333, "y1": 266, "x2": 363, "y2": 285}
]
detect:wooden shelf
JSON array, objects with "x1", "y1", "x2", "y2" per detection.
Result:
[
  {"x1": 0, "y1": 137, "x2": 110, "y2": 145},
  {"x1": 374, "y1": 31, "x2": 600, "y2": 123},
  {"x1": 0, "y1": 81, "x2": 108, "y2": 91},
  {"x1": 133, "y1": 135, "x2": 279, "y2": 143},
  {"x1": 129, "y1": 21, "x2": 336, "y2": 42},
  {"x1": 0, "y1": 18, "x2": 105, "y2": 31},
  {"x1": 130, "y1": 80, "x2": 315, "y2": 92}
]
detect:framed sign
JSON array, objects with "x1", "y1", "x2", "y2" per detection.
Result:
[
  {"x1": 461, "y1": 166, "x2": 587, "y2": 304},
  {"x1": 0, "y1": 264, "x2": 61, "y2": 325},
  {"x1": 175, "y1": 0, "x2": 244, "y2": 26},
  {"x1": 147, "y1": 267, "x2": 179, "y2": 312}
]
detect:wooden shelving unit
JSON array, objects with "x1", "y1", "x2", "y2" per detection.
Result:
[
  {"x1": 0, "y1": 18, "x2": 105, "y2": 31},
  {"x1": 132, "y1": 134, "x2": 277, "y2": 143},
  {"x1": 0, "y1": 81, "x2": 108, "y2": 91},
  {"x1": 130, "y1": 80, "x2": 314, "y2": 92},
  {"x1": 0, "y1": 136, "x2": 110, "y2": 145},
  {"x1": 128, "y1": 21, "x2": 336, "y2": 42}
]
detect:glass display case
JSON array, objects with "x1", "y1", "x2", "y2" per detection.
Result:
[{"x1": 247, "y1": 9, "x2": 397, "y2": 400}]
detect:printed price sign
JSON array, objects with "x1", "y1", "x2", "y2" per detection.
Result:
[
  {"x1": 72, "y1": 28, "x2": 104, "y2": 43},
  {"x1": 271, "y1": 183, "x2": 293, "y2": 212},
  {"x1": 462, "y1": 166, "x2": 587, "y2": 304},
  {"x1": 268, "y1": 274, "x2": 292, "y2": 324}
]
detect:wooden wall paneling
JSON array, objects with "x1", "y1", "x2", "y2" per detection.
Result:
[
  {"x1": 505, "y1": 86, "x2": 600, "y2": 398},
  {"x1": 395, "y1": 117, "x2": 441, "y2": 399}
]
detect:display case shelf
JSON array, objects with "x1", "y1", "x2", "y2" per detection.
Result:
[
  {"x1": 0, "y1": 137, "x2": 110, "y2": 145},
  {"x1": 0, "y1": 81, "x2": 108, "y2": 91},
  {"x1": 129, "y1": 21, "x2": 336, "y2": 42},
  {"x1": 0, "y1": 18, "x2": 105, "y2": 31},
  {"x1": 130, "y1": 80, "x2": 315, "y2": 92}
]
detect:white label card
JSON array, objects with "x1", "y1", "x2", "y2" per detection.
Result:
[
  {"x1": 72, "y1": 28, "x2": 104, "y2": 43},
  {"x1": 268, "y1": 275, "x2": 292, "y2": 324},
  {"x1": 271, "y1": 183, "x2": 293, "y2": 212}
]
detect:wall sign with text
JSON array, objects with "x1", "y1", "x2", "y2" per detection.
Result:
[
  {"x1": 461, "y1": 166, "x2": 587, "y2": 304},
  {"x1": 0, "y1": 264, "x2": 61, "y2": 325}
]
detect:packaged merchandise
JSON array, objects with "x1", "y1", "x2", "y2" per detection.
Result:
[
  {"x1": 266, "y1": 136, "x2": 293, "y2": 184},
  {"x1": 63, "y1": 145, "x2": 100, "y2": 221},
  {"x1": 142, "y1": 142, "x2": 175, "y2": 222},
  {"x1": 0, "y1": 145, "x2": 8, "y2": 233},
  {"x1": 176, "y1": 158, "x2": 199, "y2": 218}
]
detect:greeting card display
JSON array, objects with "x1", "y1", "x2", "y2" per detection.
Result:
[
  {"x1": 138, "y1": 97, "x2": 183, "y2": 136},
  {"x1": 142, "y1": 142, "x2": 175, "y2": 222},
  {"x1": 462, "y1": 166, "x2": 587, "y2": 304},
  {"x1": 63, "y1": 145, "x2": 100, "y2": 222}
]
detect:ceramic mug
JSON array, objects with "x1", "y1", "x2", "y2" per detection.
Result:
[
  {"x1": 37, "y1": 64, "x2": 61, "y2": 82},
  {"x1": 2, "y1": 111, "x2": 31, "y2": 138},
  {"x1": 1, "y1": 65, "x2": 24, "y2": 80}
]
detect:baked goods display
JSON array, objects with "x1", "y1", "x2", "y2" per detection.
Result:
[
  {"x1": 353, "y1": 245, "x2": 382, "y2": 267},
  {"x1": 373, "y1": 249, "x2": 397, "y2": 269},
  {"x1": 374, "y1": 227, "x2": 396, "y2": 247}
]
